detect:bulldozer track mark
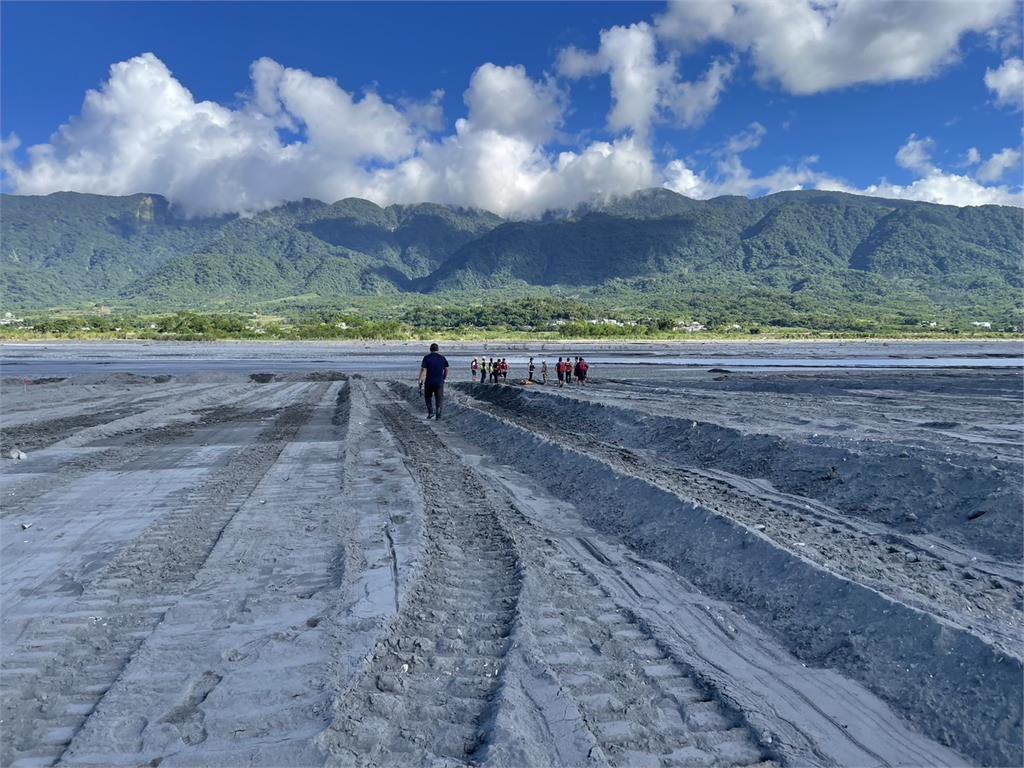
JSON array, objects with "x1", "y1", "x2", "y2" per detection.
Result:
[
  {"x1": 0, "y1": 384, "x2": 287, "y2": 520},
  {"x1": 320, "y1": 401, "x2": 521, "y2": 766},
  {"x1": 0, "y1": 384, "x2": 328, "y2": 768},
  {"x1": 367, "y1": 384, "x2": 773, "y2": 767},
  {"x1": 494, "y1": 498, "x2": 774, "y2": 766}
]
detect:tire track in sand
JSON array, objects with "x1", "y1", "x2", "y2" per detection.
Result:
[
  {"x1": 0, "y1": 382, "x2": 275, "y2": 519},
  {"x1": 443, "y1": 386, "x2": 1020, "y2": 766},
  {"x1": 319, "y1": 397, "x2": 521, "y2": 766},
  {"x1": 0, "y1": 381, "x2": 221, "y2": 449},
  {"x1": 410, "y1": 405, "x2": 776, "y2": 766},
  {"x1": 326, "y1": 385, "x2": 773, "y2": 768},
  {"x1": 521, "y1": 539, "x2": 775, "y2": 768},
  {"x1": 0, "y1": 383, "x2": 327, "y2": 768}
]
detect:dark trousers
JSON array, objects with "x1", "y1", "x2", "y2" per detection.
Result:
[{"x1": 424, "y1": 383, "x2": 443, "y2": 414}]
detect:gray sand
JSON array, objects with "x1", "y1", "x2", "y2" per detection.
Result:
[{"x1": 1, "y1": 348, "x2": 1020, "y2": 767}]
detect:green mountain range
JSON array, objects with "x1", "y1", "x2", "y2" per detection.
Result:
[{"x1": 1, "y1": 189, "x2": 1021, "y2": 323}]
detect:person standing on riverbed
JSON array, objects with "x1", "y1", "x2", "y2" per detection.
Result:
[{"x1": 419, "y1": 343, "x2": 449, "y2": 420}]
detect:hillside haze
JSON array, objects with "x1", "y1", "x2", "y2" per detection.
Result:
[{"x1": 1, "y1": 189, "x2": 1020, "y2": 316}]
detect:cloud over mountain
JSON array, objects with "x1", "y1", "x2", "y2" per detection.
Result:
[{"x1": 2, "y1": 54, "x2": 661, "y2": 217}]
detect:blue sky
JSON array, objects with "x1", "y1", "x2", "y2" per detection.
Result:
[{"x1": 2, "y1": 1, "x2": 1022, "y2": 215}]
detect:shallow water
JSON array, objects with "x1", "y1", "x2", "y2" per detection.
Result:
[
  {"x1": 622, "y1": 356, "x2": 1024, "y2": 368},
  {"x1": 2, "y1": 354, "x2": 1022, "y2": 378},
  {"x1": 2, "y1": 340, "x2": 1021, "y2": 377}
]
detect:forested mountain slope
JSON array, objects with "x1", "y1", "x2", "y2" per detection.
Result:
[{"x1": 1, "y1": 189, "x2": 1019, "y2": 312}]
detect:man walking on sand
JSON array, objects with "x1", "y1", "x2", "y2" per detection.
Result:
[{"x1": 419, "y1": 342, "x2": 449, "y2": 420}]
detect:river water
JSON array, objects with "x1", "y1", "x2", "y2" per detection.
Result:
[{"x1": 1, "y1": 340, "x2": 1021, "y2": 378}]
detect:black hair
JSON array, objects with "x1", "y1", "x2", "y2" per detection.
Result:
[{"x1": 430, "y1": 343, "x2": 439, "y2": 352}]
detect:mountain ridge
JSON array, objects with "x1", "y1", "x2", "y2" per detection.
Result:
[{"x1": 1, "y1": 189, "x2": 1020, "y2": 315}]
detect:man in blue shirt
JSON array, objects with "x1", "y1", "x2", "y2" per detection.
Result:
[{"x1": 418, "y1": 343, "x2": 449, "y2": 420}]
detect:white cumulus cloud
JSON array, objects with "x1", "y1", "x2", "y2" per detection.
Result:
[
  {"x1": 3, "y1": 50, "x2": 1021, "y2": 217},
  {"x1": 977, "y1": 146, "x2": 1022, "y2": 182},
  {"x1": 598, "y1": 23, "x2": 670, "y2": 137},
  {"x1": 663, "y1": 127, "x2": 1023, "y2": 207},
  {"x1": 985, "y1": 57, "x2": 1024, "y2": 110},
  {"x1": 720, "y1": 121, "x2": 766, "y2": 155},
  {"x1": 557, "y1": 21, "x2": 734, "y2": 137},
  {"x1": 463, "y1": 63, "x2": 564, "y2": 143},
  {"x1": 843, "y1": 135, "x2": 1024, "y2": 206},
  {"x1": 2, "y1": 53, "x2": 655, "y2": 218},
  {"x1": 850, "y1": 172, "x2": 1023, "y2": 207},
  {"x1": 365, "y1": 127, "x2": 656, "y2": 218},
  {"x1": 895, "y1": 134, "x2": 938, "y2": 174},
  {"x1": 662, "y1": 56, "x2": 737, "y2": 128},
  {"x1": 656, "y1": 0, "x2": 1017, "y2": 94},
  {"x1": 559, "y1": 23, "x2": 670, "y2": 138},
  {"x1": 665, "y1": 122, "x2": 850, "y2": 198}
]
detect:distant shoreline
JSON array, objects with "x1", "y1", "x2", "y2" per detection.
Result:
[{"x1": 3, "y1": 335, "x2": 1021, "y2": 348}]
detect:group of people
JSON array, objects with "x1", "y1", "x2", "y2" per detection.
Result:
[
  {"x1": 420, "y1": 344, "x2": 592, "y2": 422},
  {"x1": 471, "y1": 355, "x2": 589, "y2": 387},
  {"x1": 477, "y1": 357, "x2": 511, "y2": 383}
]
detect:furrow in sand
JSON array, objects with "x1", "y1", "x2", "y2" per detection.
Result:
[
  {"x1": 57, "y1": 381, "x2": 351, "y2": 767},
  {"x1": 319, "y1": 398, "x2": 521, "y2": 767},
  {"x1": 360, "y1": 385, "x2": 773, "y2": 768},
  {"x1": 1, "y1": 405, "x2": 156, "y2": 454},
  {"x1": 0, "y1": 379, "x2": 210, "y2": 425},
  {"x1": 0, "y1": 383, "x2": 326, "y2": 768},
  {"x1": 0, "y1": 382, "x2": 295, "y2": 519},
  {"x1": 456, "y1": 384, "x2": 1024, "y2": 658},
  {"x1": 0, "y1": 384, "x2": 318, "y2": 622},
  {"x1": 1, "y1": 384, "x2": 318, "y2": 651},
  {"x1": 0, "y1": 380, "x2": 217, "y2": 434},
  {"x1": 433, "y1": 385, "x2": 1021, "y2": 767},
  {"x1": 458, "y1": 381, "x2": 1022, "y2": 562}
]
